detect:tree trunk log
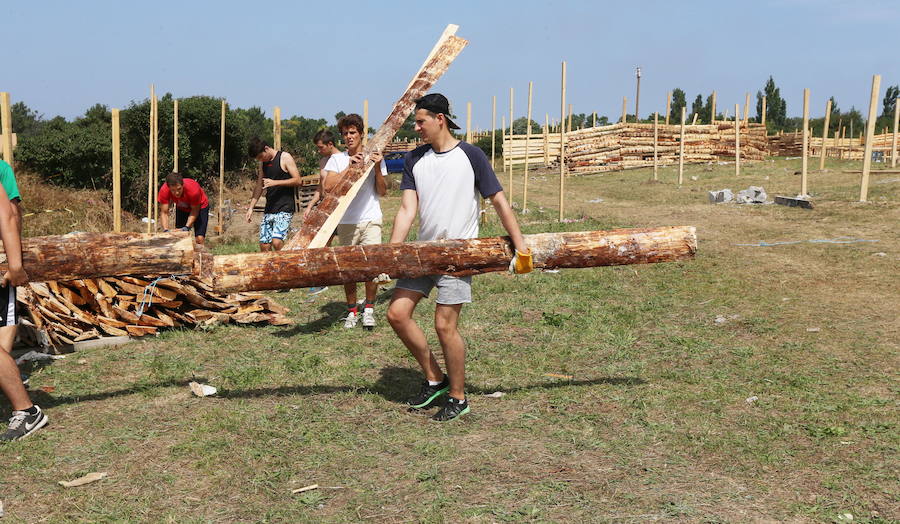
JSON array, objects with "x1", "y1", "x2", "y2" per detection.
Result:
[
  {"x1": 283, "y1": 25, "x2": 468, "y2": 250},
  {"x1": 213, "y1": 226, "x2": 696, "y2": 293},
  {"x1": 0, "y1": 231, "x2": 195, "y2": 282}
]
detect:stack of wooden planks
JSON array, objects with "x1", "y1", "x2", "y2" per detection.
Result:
[
  {"x1": 16, "y1": 276, "x2": 291, "y2": 350},
  {"x1": 563, "y1": 122, "x2": 768, "y2": 174},
  {"x1": 383, "y1": 139, "x2": 423, "y2": 153}
]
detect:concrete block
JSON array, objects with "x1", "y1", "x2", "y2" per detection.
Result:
[
  {"x1": 708, "y1": 189, "x2": 733, "y2": 203},
  {"x1": 736, "y1": 186, "x2": 767, "y2": 204}
]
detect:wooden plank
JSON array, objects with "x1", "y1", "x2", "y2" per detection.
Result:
[
  {"x1": 775, "y1": 195, "x2": 814, "y2": 209},
  {"x1": 284, "y1": 25, "x2": 468, "y2": 250},
  {"x1": 213, "y1": 227, "x2": 697, "y2": 293},
  {"x1": 126, "y1": 325, "x2": 158, "y2": 337},
  {"x1": 860, "y1": 75, "x2": 881, "y2": 202}
]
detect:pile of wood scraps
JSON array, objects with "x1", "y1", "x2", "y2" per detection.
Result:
[{"x1": 16, "y1": 276, "x2": 292, "y2": 350}]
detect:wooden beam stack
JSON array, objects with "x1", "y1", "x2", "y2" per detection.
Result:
[{"x1": 17, "y1": 276, "x2": 291, "y2": 350}]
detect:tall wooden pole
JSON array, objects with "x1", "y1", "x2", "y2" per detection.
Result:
[
  {"x1": 735, "y1": 104, "x2": 741, "y2": 177},
  {"x1": 559, "y1": 61, "x2": 566, "y2": 221},
  {"x1": 509, "y1": 87, "x2": 514, "y2": 207},
  {"x1": 112, "y1": 108, "x2": 121, "y2": 232},
  {"x1": 761, "y1": 95, "x2": 767, "y2": 127},
  {"x1": 1, "y1": 92, "x2": 14, "y2": 165},
  {"x1": 544, "y1": 113, "x2": 550, "y2": 166},
  {"x1": 219, "y1": 100, "x2": 226, "y2": 234},
  {"x1": 892, "y1": 97, "x2": 899, "y2": 168},
  {"x1": 363, "y1": 100, "x2": 369, "y2": 146},
  {"x1": 710, "y1": 91, "x2": 717, "y2": 124},
  {"x1": 491, "y1": 96, "x2": 496, "y2": 169},
  {"x1": 859, "y1": 74, "x2": 881, "y2": 202},
  {"x1": 592, "y1": 111, "x2": 596, "y2": 128},
  {"x1": 665, "y1": 91, "x2": 672, "y2": 125},
  {"x1": 801, "y1": 88, "x2": 810, "y2": 196},
  {"x1": 678, "y1": 107, "x2": 686, "y2": 186},
  {"x1": 634, "y1": 67, "x2": 641, "y2": 123},
  {"x1": 819, "y1": 98, "x2": 832, "y2": 171},
  {"x1": 273, "y1": 106, "x2": 282, "y2": 150},
  {"x1": 621, "y1": 97, "x2": 627, "y2": 123},
  {"x1": 652, "y1": 112, "x2": 658, "y2": 181},
  {"x1": 152, "y1": 91, "x2": 159, "y2": 232},
  {"x1": 173, "y1": 99, "x2": 179, "y2": 172},
  {"x1": 501, "y1": 115, "x2": 506, "y2": 174},
  {"x1": 146, "y1": 85, "x2": 154, "y2": 233},
  {"x1": 567, "y1": 104, "x2": 573, "y2": 133},
  {"x1": 523, "y1": 81, "x2": 533, "y2": 212},
  {"x1": 743, "y1": 93, "x2": 751, "y2": 124},
  {"x1": 466, "y1": 101, "x2": 472, "y2": 143}
]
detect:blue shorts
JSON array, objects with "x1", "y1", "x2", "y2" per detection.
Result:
[{"x1": 259, "y1": 212, "x2": 293, "y2": 244}]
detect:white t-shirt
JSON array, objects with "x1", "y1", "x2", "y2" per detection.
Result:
[
  {"x1": 400, "y1": 142, "x2": 503, "y2": 241},
  {"x1": 323, "y1": 152, "x2": 387, "y2": 225}
]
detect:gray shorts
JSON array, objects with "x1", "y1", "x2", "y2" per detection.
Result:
[{"x1": 395, "y1": 275, "x2": 472, "y2": 305}]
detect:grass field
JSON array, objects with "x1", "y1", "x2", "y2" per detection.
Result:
[{"x1": 1, "y1": 157, "x2": 897, "y2": 522}]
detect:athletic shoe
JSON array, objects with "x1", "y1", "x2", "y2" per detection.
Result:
[
  {"x1": 407, "y1": 375, "x2": 449, "y2": 409},
  {"x1": 0, "y1": 406, "x2": 48, "y2": 442},
  {"x1": 362, "y1": 307, "x2": 376, "y2": 330},
  {"x1": 307, "y1": 286, "x2": 328, "y2": 295},
  {"x1": 343, "y1": 311, "x2": 359, "y2": 329},
  {"x1": 432, "y1": 397, "x2": 470, "y2": 422}
]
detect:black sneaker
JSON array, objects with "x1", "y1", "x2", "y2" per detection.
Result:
[
  {"x1": 406, "y1": 375, "x2": 449, "y2": 409},
  {"x1": 432, "y1": 397, "x2": 470, "y2": 421},
  {"x1": 0, "y1": 406, "x2": 48, "y2": 442}
]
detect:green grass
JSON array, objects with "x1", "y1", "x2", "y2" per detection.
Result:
[{"x1": 1, "y1": 158, "x2": 897, "y2": 522}]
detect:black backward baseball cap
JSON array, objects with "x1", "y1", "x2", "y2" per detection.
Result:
[{"x1": 414, "y1": 93, "x2": 461, "y2": 129}]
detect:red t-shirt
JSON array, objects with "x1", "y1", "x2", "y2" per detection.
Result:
[{"x1": 157, "y1": 178, "x2": 209, "y2": 211}]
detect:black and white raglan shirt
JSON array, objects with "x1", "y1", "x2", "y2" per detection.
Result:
[{"x1": 401, "y1": 141, "x2": 504, "y2": 242}]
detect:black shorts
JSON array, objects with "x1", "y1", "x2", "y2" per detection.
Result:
[
  {"x1": 175, "y1": 206, "x2": 210, "y2": 237},
  {"x1": 0, "y1": 284, "x2": 17, "y2": 327}
]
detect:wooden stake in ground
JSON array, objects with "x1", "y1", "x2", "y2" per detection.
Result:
[
  {"x1": 621, "y1": 97, "x2": 627, "y2": 123},
  {"x1": 466, "y1": 101, "x2": 472, "y2": 143},
  {"x1": 509, "y1": 86, "x2": 514, "y2": 207},
  {"x1": 801, "y1": 88, "x2": 810, "y2": 196},
  {"x1": 559, "y1": 60, "x2": 566, "y2": 221},
  {"x1": 652, "y1": 112, "x2": 658, "y2": 181},
  {"x1": 523, "y1": 81, "x2": 533, "y2": 212},
  {"x1": 691, "y1": 113, "x2": 698, "y2": 126},
  {"x1": 634, "y1": 66, "x2": 641, "y2": 123},
  {"x1": 174, "y1": 99, "x2": 181, "y2": 172},
  {"x1": 285, "y1": 24, "x2": 468, "y2": 250},
  {"x1": 892, "y1": 97, "x2": 899, "y2": 168},
  {"x1": 761, "y1": 95, "x2": 767, "y2": 127},
  {"x1": 543, "y1": 113, "x2": 550, "y2": 167},
  {"x1": 567, "y1": 104, "x2": 573, "y2": 133},
  {"x1": 710, "y1": 91, "x2": 716, "y2": 123},
  {"x1": 112, "y1": 109, "x2": 121, "y2": 233},
  {"x1": 678, "y1": 107, "x2": 686, "y2": 186},
  {"x1": 859, "y1": 74, "x2": 881, "y2": 202},
  {"x1": 665, "y1": 91, "x2": 672, "y2": 125},
  {"x1": 152, "y1": 92, "x2": 159, "y2": 232},
  {"x1": 743, "y1": 92, "x2": 750, "y2": 124},
  {"x1": 1, "y1": 92, "x2": 14, "y2": 165},
  {"x1": 491, "y1": 96, "x2": 496, "y2": 169},
  {"x1": 735, "y1": 104, "x2": 741, "y2": 177},
  {"x1": 592, "y1": 112, "x2": 596, "y2": 128},
  {"x1": 362, "y1": 100, "x2": 368, "y2": 146},
  {"x1": 146, "y1": 85, "x2": 155, "y2": 234},
  {"x1": 213, "y1": 227, "x2": 698, "y2": 293},
  {"x1": 218, "y1": 100, "x2": 226, "y2": 234},
  {"x1": 819, "y1": 98, "x2": 832, "y2": 171},
  {"x1": 273, "y1": 106, "x2": 282, "y2": 150},
  {"x1": 501, "y1": 115, "x2": 506, "y2": 174}
]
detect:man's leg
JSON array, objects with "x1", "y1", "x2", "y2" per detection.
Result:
[
  {"x1": 260, "y1": 243, "x2": 272, "y2": 252},
  {"x1": 0, "y1": 350, "x2": 31, "y2": 411},
  {"x1": 387, "y1": 289, "x2": 442, "y2": 381},
  {"x1": 364, "y1": 281, "x2": 378, "y2": 304},
  {"x1": 434, "y1": 304, "x2": 465, "y2": 400},
  {"x1": 0, "y1": 325, "x2": 15, "y2": 355},
  {"x1": 271, "y1": 238, "x2": 283, "y2": 251},
  {"x1": 344, "y1": 283, "x2": 358, "y2": 306}
]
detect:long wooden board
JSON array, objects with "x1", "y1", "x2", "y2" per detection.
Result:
[
  {"x1": 214, "y1": 227, "x2": 697, "y2": 293},
  {"x1": 283, "y1": 24, "x2": 468, "y2": 250}
]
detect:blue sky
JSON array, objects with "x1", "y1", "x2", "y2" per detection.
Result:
[{"x1": 4, "y1": 0, "x2": 898, "y2": 129}]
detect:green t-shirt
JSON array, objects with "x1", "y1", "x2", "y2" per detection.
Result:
[{"x1": 0, "y1": 160, "x2": 20, "y2": 201}]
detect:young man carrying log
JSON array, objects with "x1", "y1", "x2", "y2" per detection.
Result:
[
  {"x1": 386, "y1": 94, "x2": 532, "y2": 421},
  {"x1": 321, "y1": 114, "x2": 387, "y2": 329},
  {"x1": 246, "y1": 137, "x2": 302, "y2": 252},
  {"x1": 0, "y1": 160, "x2": 47, "y2": 442},
  {"x1": 303, "y1": 130, "x2": 342, "y2": 220},
  {"x1": 157, "y1": 172, "x2": 210, "y2": 244}
]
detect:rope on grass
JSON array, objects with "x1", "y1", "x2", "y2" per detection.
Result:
[{"x1": 735, "y1": 236, "x2": 880, "y2": 247}]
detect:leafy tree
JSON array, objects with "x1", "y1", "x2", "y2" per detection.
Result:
[
  {"x1": 9, "y1": 102, "x2": 43, "y2": 138},
  {"x1": 691, "y1": 95, "x2": 703, "y2": 123},
  {"x1": 882, "y1": 85, "x2": 898, "y2": 117},
  {"x1": 670, "y1": 89, "x2": 686, "y2": 123},
  {"x1": 512, "y1": 117, "x2": 541, "y2": 135},
  {"x1": 758, "y1": 76, "x2": 787, "y2": 131}
]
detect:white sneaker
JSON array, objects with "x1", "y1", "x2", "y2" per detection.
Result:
[
  {"x1": 343, "y1": 311, "x2": 359, "y2": 329},
  {"x1": 362, "y1": 307, "x2": 375, "y2": 330}
]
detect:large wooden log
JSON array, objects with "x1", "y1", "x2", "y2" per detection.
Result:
[
  {"x1": 0, "y1": 231, "x2": 195, "y2": 282},
  {"x1": 283, "y1": 25, "x2": 468, "y2": 250},
  {"x1": 214, "y1": 227, "x2": 697, "y2": 293}
]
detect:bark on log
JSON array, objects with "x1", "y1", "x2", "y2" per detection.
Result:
[
  {"x1": 213, "y1": 227, "x2": 697, "y2": 293},
  {"x1": 0, "y1": 231, "x2": 195, "y2": 282},
  {"x1": 284, "y1": 25, "x2": 468, "y2": 250}
]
